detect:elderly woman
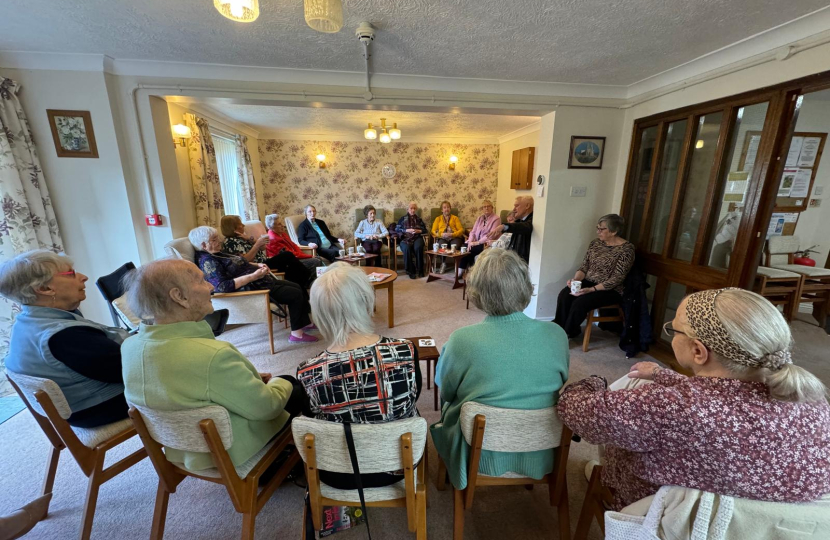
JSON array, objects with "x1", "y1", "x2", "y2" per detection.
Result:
[
  {"x1": 553, "y1": 213, "x2": 634, "y2": 338},
  {"x1": 431, "y1": 249, "x2": 569, "y2": 489},
  {"x1": 395, "y1": 202, "x2": 427, "y2": 279},
  {"x1": 354, "y1": 204, "x2": 389, "y2": 258},
  {"x1": 456, "y1": 200, "x2": 502, "y2": 282},
  {"x1": 297, "y1": 205, "x2": 345, "y2": 263},
  {"x1": 0, "y1": 250, "x2": 129, "y2": 428},
  {"x1": 121, "y1": 258, "x2": 307, "y2": 473},
  {"x1": 189, "y1": 226, "x2": 317, "y2": 343},
  {"x1": 297, "y1": 262, "x2": 421, "y2": 489},
  {"x1": 221, "y1": 214, "x2": 312, "y2": 289},
  {"x1": 431, "y1": 201, "x2": 464, "y2": 274},
  {"x1": 264, "y1": 213, "x2": 326, "y2": 273},
  {"x1": 558, "y1": 288, "x2": 830, "y2": 510}
]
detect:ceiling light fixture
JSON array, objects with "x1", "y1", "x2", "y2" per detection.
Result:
[
  {"x1": 364, "y1": 123, "x2": 377, "y2": 140},
  {"x1": 304, "y1": 0, "x2": 343, "y2": 33},
  {"x1": 365, "y1": 118, "x2": 400, "y2": 143},
  {"x1": 214, "y1": 0, "x2": 259, "y2": 22},
  {"x1": 379, "y1": 129, "x2": 392, "y2": 144},
  {"x1": 389, "y1": 123, "x2": 401, "y2": 140}
]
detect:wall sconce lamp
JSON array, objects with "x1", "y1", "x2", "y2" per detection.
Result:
[
  {"x1": 695, "y1": 139, "x2": 705, "y2": 149},
  {"x1": 172, "y1": 124, "x2": 192, "y2": 147},
  {"x1": 449, "y1": 155, "x2": 459, "y2": 170},
  {"x1": 316, "y1": 153, "x2": 326, "y2": 168}
]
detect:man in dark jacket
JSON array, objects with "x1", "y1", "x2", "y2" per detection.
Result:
[
  {"x1": 489, "y1": 196, "x2": 534, "y2": 263},
  {"x1": 297, "y1": 205, "x2": 345, "y2": 262}
]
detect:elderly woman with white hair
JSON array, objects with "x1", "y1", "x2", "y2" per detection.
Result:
[
  {"x1": 557, "y1": 288, "x2": 830, "y2": 511},
  {"x1": 121, "y1": 258, "x2": 308, "y2": 473},
  {"x1": 189, "y1": 226, "x2": 317, "y2": 343},
  {"x1": 0, "y1": 249, "x2": 130, "y2": 427},
  {"x1": 264, "y1": 213, "x2": 326, "y2": 273},
  {"x1": 431, "y1": 248, "x2": 569, "y2": 490},
  {"x1": 296, "y1": 262, "x2": 421, "y2": 489}
]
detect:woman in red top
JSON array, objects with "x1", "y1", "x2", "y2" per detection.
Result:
[
  {"x1": 558, "y1": 288, "x2": 830, "y2": 510},
  {"x1": 265, "y1": 214, "x2": 326, "y2": 272}
]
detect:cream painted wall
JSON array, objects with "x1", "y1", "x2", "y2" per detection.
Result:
[
  {"x1": 497, "y1": 131, "x2": 540, "y2": 216},
  {"x1": 1, "y1": 67, "x2": 142, "y2": 324}
]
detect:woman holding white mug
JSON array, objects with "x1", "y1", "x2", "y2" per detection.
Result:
[{"x1": 553, "y1": 214, "x2": 634, "y2": 339}]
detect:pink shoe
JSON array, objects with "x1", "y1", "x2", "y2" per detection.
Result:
[
  {"x1": 289, "y1": 333, "x2": 319, "y2": 343},
  {"x1": 304, "y1": 323, "x2": 318, "y2": 330}
]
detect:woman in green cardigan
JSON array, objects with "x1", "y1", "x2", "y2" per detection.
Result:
[
  {"x1": 431, "y1": 248, "x2": 569, "y2": 489},
  {"x1": 121, "y1": 258, "x2": 306, "y2": 472}
]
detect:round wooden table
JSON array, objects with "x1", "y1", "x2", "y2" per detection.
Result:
[{"x1": 362, "y1": 266, "x2": 398, "y2": 328}]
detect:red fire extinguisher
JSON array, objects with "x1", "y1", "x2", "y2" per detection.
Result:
[{"x1": 794, "y1": 245, "x2": 819, "y2": 267}]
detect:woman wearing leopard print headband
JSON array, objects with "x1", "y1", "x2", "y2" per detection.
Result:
[{"x1": 558, "y1": 288, "x2": 830, "y2": 510}]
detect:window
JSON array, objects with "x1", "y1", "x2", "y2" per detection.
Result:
[{"x1": 213, "y1": 135, "x2": 245, "y2": 217}]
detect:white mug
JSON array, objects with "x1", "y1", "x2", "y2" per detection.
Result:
[
  {"x1": 357, "y1": 246, "x2": 365, "y2": 254},
  {"x1": 433, "y1": 243, "x2": 440, "y2": 251},
  {"x1": 338, "y1": 249, "x2": 346, "y2": 258},
  {"x1": 450, "y1": 245, "x2": 457, "y2": 253},
  {"x1": 441, "y1": 243, "x2": 448, "y2": 251},
  {"x1": 460, "y1": 246, "x2": 468, "y2": 253},
  {"x1": 348, "y1": 247, "x2": 355, "y2": 255},
  {"x1": 570, "y1": 280, "x2": 582, "y2": 294}
]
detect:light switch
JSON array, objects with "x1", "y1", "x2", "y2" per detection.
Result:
[
  {"x1": 815, "y1": 186, "x2": 824, "y2": 196},
  {"x1": 570, "y1": 186, "x2": 587, "y2": 197}
]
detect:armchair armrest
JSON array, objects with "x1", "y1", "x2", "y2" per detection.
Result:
[
  {"x1": 300, "y1": 245, "x2": 316, "y2": 257},
  {"x1": 211, "y1": 289, "x2": 271, "y2": 300}
]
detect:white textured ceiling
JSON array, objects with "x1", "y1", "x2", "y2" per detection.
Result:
[
  {"x1": 189, "y1": 103, "x2": 539, "y2": 141},
  {"x1": 1, "y1": 0, "x2": 827, "y2": 86}
]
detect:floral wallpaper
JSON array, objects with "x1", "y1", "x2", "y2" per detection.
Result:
[{"x1": 258, "y1": 140, "x2": 499, "y2": 237}]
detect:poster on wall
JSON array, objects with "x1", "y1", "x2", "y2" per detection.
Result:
[
  {"x1": 788, "y1": 168, "x2": 812, "y2": 198},
  {"x1": 778, "y1": 169, "x2": 797, "y2": 197},
  {"x1": 785, "y1": 137, "x2": 804, "y2": 168},
  {"x1": 724, "y1": 171, "x2": 748, "y2": 203},
  {"x1": 798, "y1": 137, "x2": 822, "y2": 168},
  {"x1": 767, "y1": 213, "x2": 786, "y2": 238}
]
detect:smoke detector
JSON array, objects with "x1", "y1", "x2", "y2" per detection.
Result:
[{"x1": 356, "y1": 22, "x2": 375, "y2": 44}]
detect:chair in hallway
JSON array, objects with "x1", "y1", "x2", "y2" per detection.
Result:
[
  {"x1": 129, "y1": 404, "x2": 299, "y2": 540},
  {"x1": 754, "y1": 266, "x2": 802, "y2": 321},
  {"x1": 766, "y1": 236, "x2": 830, "y2": 326},
  {"x1": 292, "y1": 416, "x2": 428, "y2": 540},
  {"x1": 436, "y1": 402, "x2": 572, "y2": 540},
  {"x1": 5, "y1": 370, "x2": 146, "y2": 540}
]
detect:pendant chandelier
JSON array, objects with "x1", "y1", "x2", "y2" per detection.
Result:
[
  {"x1": 304, "y1": 0, "x2": 343, "y2": 33},
  {"x1": 364, "y1": 118, "x2": 401, "y2": 143},
  {"x1": 214, "y1": 0, "x2": 259, "y2": 22}
]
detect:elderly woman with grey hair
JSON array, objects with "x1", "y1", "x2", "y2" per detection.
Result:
[
  {"x1": 0, "y1": 249, "x2": 130, "y2": 428},
  {"x1": 430, "y1": 248, "x2": 569, "y2": 490},
  {"x1": 121, "y1": 258, "x2": 308, "y2": 473},
  {"x1": 296, "y1": 262, "x2": 421, "y2": 489},
  {"x1": 554, "y1": 213, "x2": 635, "y2": 338},
  {"x1": 264, "y1": 213, "x2": 326, "y2": 273},
  {"x1": 189, "y1": 225, "x2": 317, "y2": 343}
]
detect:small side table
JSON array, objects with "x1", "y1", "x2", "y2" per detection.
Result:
[
  {"x1": 335, "y1": 253, "x2": 378, "y2": 266},
  {"x1": 425, "y1": 250, "x2": 470, "y2": 290},
  {"x1": 407, "y1": 336, "x2": 440, "y2": 411}
]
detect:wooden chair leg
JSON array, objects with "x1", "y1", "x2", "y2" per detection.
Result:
[
  {"x1": 574, "y1": 465, "x2": 602, "y2": 540},
  {"x1": 42, "y1": 445, "x2": 60, "y2": 497},
  {"x1": 150, "y1": 480, "x2": 170, "y2": 540},
  {"x1": 436, "y1": 456, "x2": 447, "y2": 491},
  {"x1": 582, "y1": 310, "x2": 595, "y2": 353},
  {"x1": 453, "y1": 487, "x2": 465, "y2": 540},
  {"x1": 555, "y1": 476, "x2": 570, "y2": 540},
  {"x1": 79, "y1": 454, "x2": 105, "y2": 540},
  {"x1": 241, "y1": 511, "x2": 256, "y2": 540},
  {"x1": 416, "y1": 484, "x2": 427, "y2": 540}
]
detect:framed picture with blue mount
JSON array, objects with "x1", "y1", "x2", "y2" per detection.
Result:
[
  {"x1": 568, "y1": 135, "x2": 606, "y2": 170},
  {"x1": 46, "y1": 109, "x2": 99, "y2": 158}
]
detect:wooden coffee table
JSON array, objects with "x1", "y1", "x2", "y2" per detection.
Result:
[
  {"x1": 407, "y1": 336, "x2": 441, "y2": 411},
  {"x1": 335, "y1": 253, "x2": 377, "y2": 266},
  {"x1": 362, "y1": 266, "x2": 398, "y2": 328},
  {"x1": 425, "y1": 250, "x2": 470, "y2": 290}
]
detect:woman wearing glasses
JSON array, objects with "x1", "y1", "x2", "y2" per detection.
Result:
[
  {"x1": 553, "y1": 214, "x2": 634, "y2": 339},
  {"x1": 0, "y1": 250, "x2": 130, "y2": 427},
  {"x1": 557, "y1": 288, "x2": 830, "y2": 510}
]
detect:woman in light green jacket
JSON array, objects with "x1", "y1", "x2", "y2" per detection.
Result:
[{"x1": 121, "y1": 258, "x2": 306, "y2": 472}]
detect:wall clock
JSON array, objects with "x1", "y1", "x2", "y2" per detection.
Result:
[{"x1": 382, "y1": 163, "x2": 396, "y2": 179}]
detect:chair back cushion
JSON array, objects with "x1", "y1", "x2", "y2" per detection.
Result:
[
  {"x1": 130, "y1": 403, "x2": 234, "y2": 452},
  {"x1": 112, "y1": 294, "x2": 142, "y2": 330},
  {"x1": 164, "y1": 237, "x2": 197, "y2": 262},
  {"x1": 285, "y1": 214, "x2": 306, "y2": 245},
  {"x1": 429, "y1": 207, "x2": 459, "y2": 225},
  {"x1": 768, "y1": 236, "x2": 801, "y2": 266},
  {"x1": 291, "y1": 416, "x2": 427, "y2": 474},
  {"x1": 460, "y1": 402, "x2": 563, "y2": 452},
  {"x1": 243, "y1": 220, "x2": 266, "y2": 239},
  {"x1": 95, "y1": 262, "x2": 137, "y2": 327},
  {"x1": 500, "y1": 209, "x2": 510, "y2": 223},
  {"x1": 393, "y1": 207, "x2": 424, "y2": 223},
  {"x1": 355, "y1": 208, "x2": 386, "y2": 229},
  {"x1": 6, "y1": 369, "x2": 72, "y2": 419}
]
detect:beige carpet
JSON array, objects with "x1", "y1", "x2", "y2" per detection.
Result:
[{"x1": 0, "y1": 275, "x2": 664, "y2": 540}]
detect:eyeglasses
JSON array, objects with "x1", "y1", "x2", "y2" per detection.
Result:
[
  {"x1": 596, "y1": 227, "x2": 608, "y2": 232},
  {"x1": 56, "y1": 270, "x2": 76, "y2": 278},
  {"x1": 662, "y1": 321, "x2": 688, "y2": 338}
]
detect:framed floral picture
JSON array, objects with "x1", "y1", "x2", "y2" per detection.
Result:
[
  {"x1": 568, "y1": 135, "x2": 605, "y2": 169},
  {"x1": 46, "y1": 109, "x2": 99, "y2": 158}
]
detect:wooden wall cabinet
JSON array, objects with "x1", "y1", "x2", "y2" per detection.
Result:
[{"x1": 511, "y1": 147, "x2": 535, "y2": 190}]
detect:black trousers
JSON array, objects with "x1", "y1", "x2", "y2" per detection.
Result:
[
  {"x1": 264, "y1": 251, "x2": 313, "y2": 291},
  {"x1": 458, "y1": 243, "x2": 485, "y2": 270},
  {"x1": 361, "y1": 239, "x2": 383, "y2": 256},
  {"x1": 316, "y1": 245, "x2": 340, "y2": 262},
  {"x1": 400, "y1": 236, "x2": 425, "y2": 275},
  {"x1": 553, "y1": 279, "x2": 622, "y2": 338},
  {"x1": 67, "y1": 393, "x2": 129, "y2": 428},
  {"x1": 257, "y1": 278, "x2": 312, "y2": 331}
]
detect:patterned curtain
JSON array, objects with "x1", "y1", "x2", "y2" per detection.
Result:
[
  {"x1": 0, "y1": 77, "x2": 65, "y2": 394},
  {"x1": 185, "y1": 113, "x2": 224, "y2": 227},
  {"x1": 234, "y1": 134, "x2": 260, "y2": 221}
]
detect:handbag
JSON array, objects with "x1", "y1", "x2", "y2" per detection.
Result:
[{"x1": 604, "y1": 486, "x2": 734, "y2": 540}]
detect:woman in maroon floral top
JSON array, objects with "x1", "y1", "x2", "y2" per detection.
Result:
[{"x1": 558, "y1": 288, "x2": 830, "y2": 510}]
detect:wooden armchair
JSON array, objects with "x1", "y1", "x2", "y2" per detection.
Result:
[
  {"x1": 766, "y1": 236, "x2": 830, "y2": 326},
  {"x1": 6, "y1": 370, "x2": 146, "y2": 540},
  {"x1": 436, "y1": 402, "x2": 571, "y2": 540},
  {"x1": 390, "y1": 207, "x2": 430, "y2": 273},
  {"x1": 353, "y1": 208, "x2": 391, "y2": 266},
  {"x1": 292, "y1": 416, "x2": 428, "y2": 539},
  {"x1": 129, "y1": 404, "x2": 299, "y2": 540}
]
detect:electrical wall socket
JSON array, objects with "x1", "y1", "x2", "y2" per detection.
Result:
[
  {"x1": 814, "y1": 186, "x2": 824, "y2": 196},
  {"x1": 570, "y1": 186, "x2": 587, "y2": 197}
]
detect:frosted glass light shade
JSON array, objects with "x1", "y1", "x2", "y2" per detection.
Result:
[
  {"x1": 379, "y1": 130, "x2": 392, "y2": 144},
  {"x1": 364, "y1": 124, "x2": 377, "y2": 140},
  {"x1": 304, "y1": 0, "x2": 343, "y2": 33},
  {"x1": 172, "y1": 124, "x2": 192, "y2": 138},
  {"x1": 214, "y1": 0, "x2": 259, "y2": 22},
  {"x1": 389, "y1": 123, "x2": 401, "y2": 140}
]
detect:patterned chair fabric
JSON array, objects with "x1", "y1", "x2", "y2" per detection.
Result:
[
  {"x1": 243, "y1": 220, "x2": 266, "y2": 239},
  {"x1": 460, "y1": 402, "x2": 564, "y2": 453},
  {"x1": 284, "y1": 214, "x2": 307, "y2": 247},
  {"x1": 129, "y1": 403, "x2": 234, "y2": 452}
]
